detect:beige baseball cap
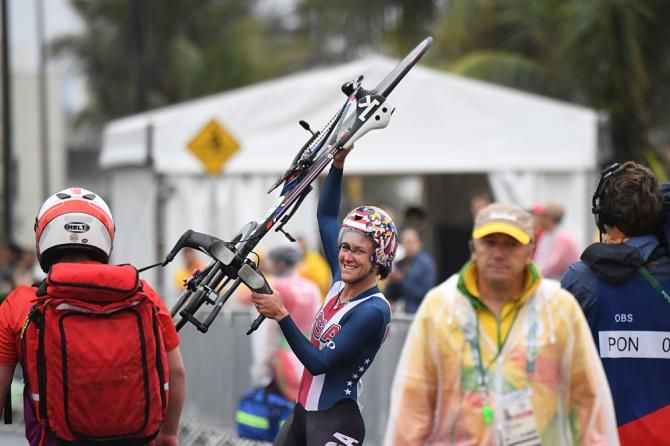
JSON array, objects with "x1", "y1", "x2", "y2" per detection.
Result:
[{"x1": 472, "y1": 203, "x2": 534, "y2": 245}]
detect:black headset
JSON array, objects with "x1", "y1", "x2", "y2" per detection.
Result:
[{"x1": 592, "y1": 162, "x2": 622, "y2": 237}]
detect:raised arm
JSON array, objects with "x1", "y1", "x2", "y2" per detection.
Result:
[
  {"x1": 317, "y1": 166, "x2": 343, "y2": 280},
  {"x1": 316, "y1": 148, "x2": 351, "y2": 281}
]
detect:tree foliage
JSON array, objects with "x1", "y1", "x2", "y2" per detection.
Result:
[
  {"x1": 54, "y1": 0, "x2": 308, "y2": 123},
  {"x1": 55, "y1": 0, "x2": 670, "y2": 168},
  {"x1": 433, "y1": 0, "x2": 670, "y2": 166},
  {"x1": 296, "y1": 0, "x2": 439, "y2": 60}
]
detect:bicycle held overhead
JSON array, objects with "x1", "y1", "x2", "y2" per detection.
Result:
[{"x1": 162, "y1": 37, "x2": 433, "y2": 336}]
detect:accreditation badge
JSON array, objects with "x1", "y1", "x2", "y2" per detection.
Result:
[{"x1": 499, "y1": 388, "x2": 541, "y2": 446}]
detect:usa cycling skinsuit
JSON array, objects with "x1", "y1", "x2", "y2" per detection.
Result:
[{"x1": 273, "y1": 165, "x2": 392, "y2": 446}]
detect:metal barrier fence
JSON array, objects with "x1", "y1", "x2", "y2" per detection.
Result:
[{"x1": 179, "y1": 310, "x2": 413, "y2": 446}]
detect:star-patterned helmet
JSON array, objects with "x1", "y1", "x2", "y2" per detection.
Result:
[{"x1": 339, "y1": 205, "x2": 398, "y2": 269}]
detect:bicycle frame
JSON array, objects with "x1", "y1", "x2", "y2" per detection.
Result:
[{"x1": 166, "y1": 37, "x2": 433, "y2": 334}]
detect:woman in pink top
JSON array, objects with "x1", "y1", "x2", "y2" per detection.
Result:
[{"x1": 532, "y1": 203, "x2": 580, "y2": 279}]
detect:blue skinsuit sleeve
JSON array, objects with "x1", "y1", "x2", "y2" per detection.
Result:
[
  {"x1": 317, "y1": 166, "x2": 343, "y2": 281},
  {"x1": 278, "y1": 306, "x2": 385, "y2": 376}
]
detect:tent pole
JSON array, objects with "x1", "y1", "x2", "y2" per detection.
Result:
[{"x1": 147, "y1": 123, "x2": 166, "y2": 297}]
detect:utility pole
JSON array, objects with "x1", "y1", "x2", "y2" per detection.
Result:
[
  {"x1": 133, "y1": 0, "x2": 148, "y2": 112},
  {"x1": 1, "y1": 0, "x2": 13, "y2": 245},
  {"x1": 132, "y1": 0, "x2": 165, "y2": 293},
  {"x1": 36, "y1": 0, "x2": 50, "y2": 200}
]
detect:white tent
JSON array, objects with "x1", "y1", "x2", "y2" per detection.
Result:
[{"x1": 101, "y1": 55, "x2": 598, "y2": 297}]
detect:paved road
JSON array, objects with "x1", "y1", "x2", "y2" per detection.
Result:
[{"x1": 0, "y1": 431, "x2": 26, "y2": 445}]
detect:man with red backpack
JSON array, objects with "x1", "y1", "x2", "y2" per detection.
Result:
[{"x1": 0, "y1": 187, "x2": 186, "y2": 446}]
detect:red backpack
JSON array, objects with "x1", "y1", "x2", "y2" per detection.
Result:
[{"x1": 20, "y1": 263, "x2": 169, "y2": 444}]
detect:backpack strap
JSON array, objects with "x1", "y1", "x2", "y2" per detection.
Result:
[{"x1": 35, "y1": 280, "x2": 48, "y2": 297}]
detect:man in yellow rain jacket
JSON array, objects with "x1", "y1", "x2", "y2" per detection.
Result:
[{"x1": 384, "y1": 203, "x2": 618, "y2": 446}]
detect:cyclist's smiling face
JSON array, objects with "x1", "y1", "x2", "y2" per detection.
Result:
[{"x1": 338, "y1": 231, "x2": 375, "y2": 283}]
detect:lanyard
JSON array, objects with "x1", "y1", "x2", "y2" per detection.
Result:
[
  {"x1": 638, "y1": 266, "x2": 670, "y2": 305},
  {"x1": 466, "y1": 296, "x2": 538, "y2": 425}
]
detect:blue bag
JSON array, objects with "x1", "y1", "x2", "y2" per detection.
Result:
[{"x1": 236, "y1": 387, "x2": 294, "y2": 441}]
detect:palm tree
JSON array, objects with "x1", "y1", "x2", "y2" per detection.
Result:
[
  {"x1": 295, "y1": 0, "x2": 440, "y2": 63},
  {"x1": 53, "y1": 0, "x2": 305, "y2": 124},
  {"x1": 433, "y1": 0, "x2": 670, "y2": 169}
]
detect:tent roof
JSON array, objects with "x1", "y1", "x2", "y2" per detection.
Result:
[{"x1": 101, "y1": 55, "x2": 598, "y2": 175}]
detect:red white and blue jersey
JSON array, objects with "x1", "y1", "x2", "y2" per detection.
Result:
[
  {"x1": 276, "y1": 165, "x2": 392, "y2": 411},
  {"x1": 293, "y1": 281, "x2": 390, "y2": 410},
  {"x1": 278, "y1": 281, "x2": 391, "y2": 410}
]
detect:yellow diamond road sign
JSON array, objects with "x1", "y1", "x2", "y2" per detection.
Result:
[{"x1": 187, "y1": 119, "x2": 240, "y2": 175}]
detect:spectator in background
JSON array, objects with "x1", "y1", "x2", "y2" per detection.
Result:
[
  {"x1": 469, "y1": 192, "x2": 492, "y2": 221},
  {"x1": 531, "y1": 203, "x2": 546, "y2": 247},
  {"x1": 404, "y1": 206, "x2": 428, "y2": 232},
  {"x1": 532, "y1": 203, "x2": 580, "y2": 279},
  {"x1": 561, "y1": 161, "x2": 670, "y2": 444},
  {"x1": 250, "y1": 245, "x2": 321, "y2": 401},
  {"x1": 385, "y1": 202, "x2": 618, "y2": 445},
  {"x1": 295, "y1": 236, "x2": 331, "y2": 302},
  {"x1": 11, "y1": 248, "x2": 40, "y2": 287},
  {"x1": 385, "y1": 228, "x2": 437, "y2": 314},
  {"x1": 173, "y1": 247, "x2": 205, "y2": 291}
]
